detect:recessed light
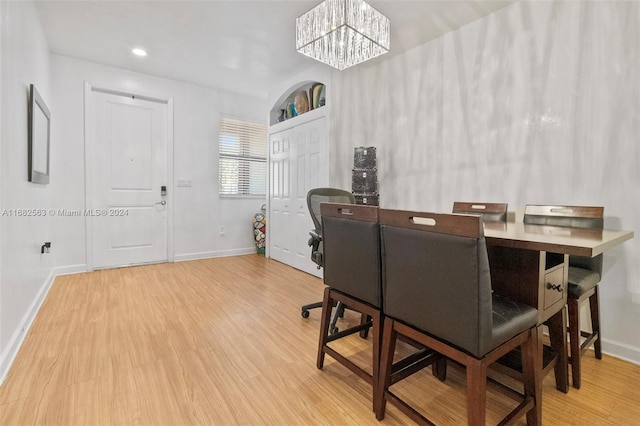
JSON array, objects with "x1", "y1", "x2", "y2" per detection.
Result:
[{"x1": 132, "y1": 48, "x2": 147, "y2": 57}]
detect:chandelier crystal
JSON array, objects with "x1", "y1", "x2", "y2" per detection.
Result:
[{"x1": 296, "y1": 0, "x2": 390, "y2": 71}]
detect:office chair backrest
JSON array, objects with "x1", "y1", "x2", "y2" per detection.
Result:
[
  {"x1": 321, "y1": 203, "x2": 381, "y2": 308},
  {"x1": 523, "y1": 204, "x2": 604, "y2": 276},
  {"x1": 307, "y1": 188, "x2": 356, "y2": 233},
  {"x1": 380, "y1": 209, "x2": 494, "y2": 357},
  {"x1": 452, "y1": 202, "x2": 508, "y2": 223}
]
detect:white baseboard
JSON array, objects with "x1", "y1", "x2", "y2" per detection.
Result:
[
  {"x1": 54, "y1": 263, "x2": 88, "y2": 276},
  {"x1": 602, "y1": 339, "x2": 640, "y2": 366},
  {"x1": 0, "y1": 269, "x2": 56, "y2": 385},
  {"x1": 174, "y1": 248, "x2": 257, "y2": 262},
  {"x1": 0, "y1": 264, "x2": 88, "y2": 385}
]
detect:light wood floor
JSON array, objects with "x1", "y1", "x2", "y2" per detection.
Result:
[{"x1": 1, "y1": 255, "x2": 639, "y2": 425}]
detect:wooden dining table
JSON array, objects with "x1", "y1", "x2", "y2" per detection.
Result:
[{"x1": 482, "y1": 221, "x2": 634, "y2": 393}]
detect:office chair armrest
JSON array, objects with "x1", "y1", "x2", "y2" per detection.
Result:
[
  {"x1": 308, "y1": 229, "x2": 322, "y2": 247},
  {"x1": 308, "y1": 229, "x2": 323, "y2": 268}
]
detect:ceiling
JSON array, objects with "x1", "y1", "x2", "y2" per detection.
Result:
[{"x1": 34, "y1": 0, "x2": 513, "y2": 99}]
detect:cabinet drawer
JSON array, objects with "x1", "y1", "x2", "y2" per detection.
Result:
[{"x1": 543, "y1": 267, "x2": 565, "y2": 309}]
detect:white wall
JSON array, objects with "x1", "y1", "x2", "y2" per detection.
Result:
[
  {"x1": 0, "y1": 0, "x2": 54, "y2": 382},
  {"x1": 50, "y1": 54, "x2": 267, "y2": 265},
  {"x1": 330, "y1": 1, "x2": 640, "y2": 362},
  {"x1": 0, "y1": 0, "x2": 3, "y2": 371}
]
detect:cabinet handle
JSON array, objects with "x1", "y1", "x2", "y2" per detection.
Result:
[{"x1": 547, "y1": 283, "x2": 563, "y2": 292}]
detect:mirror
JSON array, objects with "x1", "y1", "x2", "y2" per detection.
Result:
[{"x1": 28, "y1": 84, "x2": 50, "y2": 184}]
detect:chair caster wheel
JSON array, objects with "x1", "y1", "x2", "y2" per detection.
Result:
[
  {"x1": 330, "y1": 327, "x2": 338, "y2": 335},
  {"x1": 301, "y1": 310, "x2": 310, "y2": 318}
]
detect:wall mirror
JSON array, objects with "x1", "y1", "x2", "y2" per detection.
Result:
[{"x1": 28, "y1": 83, "x2": 51, "y2": 184}]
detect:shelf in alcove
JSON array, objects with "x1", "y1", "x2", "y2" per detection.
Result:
[
  {"x1": 268, "y1": 105, "x2": 326, "y2": 133},
  {"x1": 269, "y1": 81, "x2": 326, "y2": 126}
]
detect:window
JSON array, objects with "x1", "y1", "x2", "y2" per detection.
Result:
[{"x1": 218, "y1": 117, "x2": 267, "y2": 196}]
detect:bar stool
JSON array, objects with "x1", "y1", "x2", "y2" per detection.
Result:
[
  {"x1": 376, "y1": 209, "x2": 541, "y2": 425},
  {"x1": 316, "y1": 202, "x2": 383, "y2": 410},
  {"x1": 523, "y1": 204, "x2": 604, "y2": 389}
]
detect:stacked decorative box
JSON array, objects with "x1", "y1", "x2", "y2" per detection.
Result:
[{"x1": 352, "y1": 147, "x2": 379, "y2": 206}]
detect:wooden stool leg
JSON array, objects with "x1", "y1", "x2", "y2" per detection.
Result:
[
  {"x1": 371, "y1": 311, "x2": 382, "y2": 412},
  {"x1": 317, "y1": 288, "x2": 334, "y2": 369},
  {"x1": 466, "y1": 360, "x2": 487, "y2": 426},
  {"x1": 522, "y1": 328, "x2": 542, "y2": 426},
  {"x1": 375, "y1": 318, "x2": 397, "y2": 420},
  {"x1": 432, "y1": 355, "x2": 447, "y2": 381},
  {"x1": 590, "y1": 286, "x2": 602, "y2": 359},
  {"x1": 568, "y1": 297, "x2": 581, "y2": 389}
]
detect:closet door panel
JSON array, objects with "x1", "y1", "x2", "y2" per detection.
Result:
[{"x1": 268, "y1": 116, "x2": 327, "y2": 278}]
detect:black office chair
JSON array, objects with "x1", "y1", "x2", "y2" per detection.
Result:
[
  {"x1": 453, "y1": 201, "x2": 508, "y2": 223},
  {"x1": 376, "y1": 209, "x2": 541, "y2": 425},
  {"x1": 301, "y1": 188, "x2": 355, "y2": 333},
  {"x1": 524, "y1": 204, "x2": 604, "y2": 389}
]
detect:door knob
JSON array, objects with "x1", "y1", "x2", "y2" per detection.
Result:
[{"x1": 156, "y1": 200, "x2": 167, "y2": 206}]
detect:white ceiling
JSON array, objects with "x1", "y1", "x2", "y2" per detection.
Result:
[{"x1": 34, "y1": 0, "x2": 513, "y2": 98}]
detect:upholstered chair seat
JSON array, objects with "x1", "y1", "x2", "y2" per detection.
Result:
[
  {"x1": 568, "y1": 267, "x2": 601, "y2": 299},
  {"x1": 491, "y1": 293, "x2": 539, "y2": 350}
]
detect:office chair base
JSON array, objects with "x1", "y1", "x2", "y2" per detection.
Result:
[
  {"x1": 301, "y1": 301, "x2": 346, "y2": 335},
  {"x1": 301, "y1": 301, "x2": 323, "y2": 318}
]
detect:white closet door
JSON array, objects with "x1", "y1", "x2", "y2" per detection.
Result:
[
  {"x1": 269, "y1": 129, "x2": 293, "y2": 265},
  {"x1": 268, "y1": 117, "x2": 327, "y2": 277},
  {"x1": 292, "y1": 118, "x2": 325, "y2": 276}
]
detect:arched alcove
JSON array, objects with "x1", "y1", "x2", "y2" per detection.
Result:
[{"x1": 269, "y1": 80, "x2": 325, "y2": 126}]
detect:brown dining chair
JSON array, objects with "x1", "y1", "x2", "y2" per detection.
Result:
[
  {"x1": 319, "y1": 202, "x2": 443, "y2": 412},
  {"x1": 452, "y1": 201, "x2": 508, "y2": 223},
  {"x1": 523, "y1": 204, "x2": 604, "y2": 389},
  {"x1": 317, "y1": 202, "x2": 383, "y2": 410},
  {"x1": 376, "y1": 209, "x2": 541, "y2": 425}
]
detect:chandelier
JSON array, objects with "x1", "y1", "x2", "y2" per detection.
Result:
[{"x1": 296, "y1": 0, "x2": 390, "y2": 71}]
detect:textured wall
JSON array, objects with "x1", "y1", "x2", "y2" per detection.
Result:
[{"x1": 329, "y1": 1, "x2": 639, "y2": 360}]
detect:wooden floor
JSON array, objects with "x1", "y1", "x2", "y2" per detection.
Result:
[{"x1": 1, "y1": 255, "x2": 639, "y2": 425}]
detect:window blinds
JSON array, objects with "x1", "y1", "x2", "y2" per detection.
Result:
[{"x1": 219, "y1": 117, "x2": 267, "y2": 196}]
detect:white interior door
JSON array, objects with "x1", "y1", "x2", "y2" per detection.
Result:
[
  {"x1": 292, "y1": 119, "x2": 324, "y2": 276},
  {"x1": 268, "y1": 117, "x2": 326, "y2": 277},
  {"x1": 269, "y1": 129, "x2": 293, "y2": 265},
  {"x1": 90, "y1": 90, "x2": 169, "y2": 269}
]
